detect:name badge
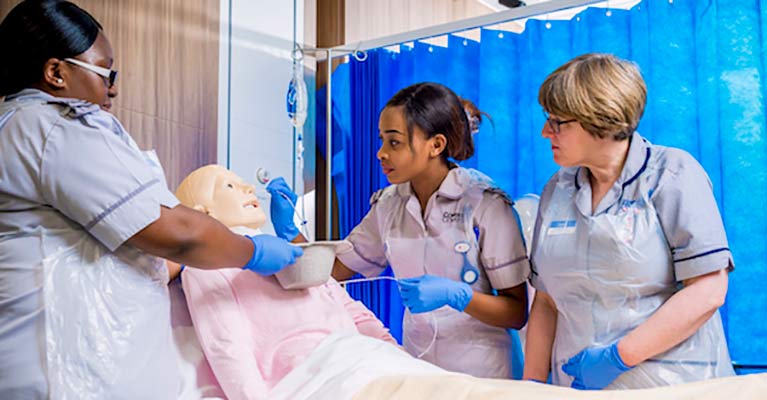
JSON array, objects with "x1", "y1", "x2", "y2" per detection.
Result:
[{"x1": 547, "y1": 220, "x2": 576, "y2": 235}]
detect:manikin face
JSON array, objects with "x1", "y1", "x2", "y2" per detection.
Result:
[
  {"x1": 207, "y1": 169, "x2": 267, "y2": 229},
  {"x1": 377, "y1": 106, "x2": 440, "y2": 184}
]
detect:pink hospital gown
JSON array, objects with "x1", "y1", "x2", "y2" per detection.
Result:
[{"x1": 181, "y1": 267, "x2": 397, "y2": 400}]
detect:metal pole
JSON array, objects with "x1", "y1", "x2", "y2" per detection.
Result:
[{"x1": 325, "y1": 48, "x2": 333, "y2": 240}]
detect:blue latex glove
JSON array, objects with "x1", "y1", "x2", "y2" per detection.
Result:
[
  {"x1": 561, "y1": 342, "x2": 632, "y2": 390},
  {"x1": 266, "y1": 177, "x2": 300, "y2": 241},
  {"x1": 398, "y1": 274, "x2": 473, "y2": 313},
  {"x1": 243, "y1": 235, "x2": 303, "y2": 276}
]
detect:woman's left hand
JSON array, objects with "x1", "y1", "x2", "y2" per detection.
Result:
[
  {"x1": 266, "y1": 177, "x2": 300, "y2": 241},
  {"x1": 562, "y1": 342, "x2": 632, "y2": 390},
  {"x1": 398, "y1": 274, "x2": 473, "y2": 313}
]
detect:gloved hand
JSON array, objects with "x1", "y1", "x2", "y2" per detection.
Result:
[
  {"x1": 562, "y1": 342, "x2": 632, "y2": 390},
  {"x1": 266, "y1": 177, "x2": 300, "y2": 241},
  {"x1": 398, "y1": 274, "x2": 473, "y2": 313},
  {"x1": 242, "y1": 234, "x2": 303, "y2": 276}
]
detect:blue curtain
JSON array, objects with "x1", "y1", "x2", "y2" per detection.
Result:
[{"x1": 319, "y1": 0, "x2": 767, "y2": 374}]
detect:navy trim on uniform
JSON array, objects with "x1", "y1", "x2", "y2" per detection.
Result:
[
  {"x1": 623, "y1": 147, "x2": 651, "y2": 189},
  {"x1": 674, "y1": 247, "x2": 730, "y2": 263},
  {"x1": 485, "y1": 255, "x2": 528, "y2": 271},
  {"x1": 352, "y1": 247, "x2": 388, "y2": 270},
  {"x1": 177, "y1": 265, "x2": 186, "y2": 283},
  {"x1": 573, "y1": 146, "x2": 649, "y2": 192},
  {"x1": 646, "y1": 359, "x2": 720, "y2": 367},
  {"x1": 0, "y1": 110, "x2": 16, "y2": 129},
  {"x1": 85, "y1": 178, "x2": 161, "y2": 230}
]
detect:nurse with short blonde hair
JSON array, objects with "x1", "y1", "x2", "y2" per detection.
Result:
[{"x1": 523, "y1": 53, "x2": 735, "y2": 389}]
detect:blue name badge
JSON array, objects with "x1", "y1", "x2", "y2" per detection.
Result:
[{"x1": 547, "y1": 220, "x2": 577, "y2": 236}]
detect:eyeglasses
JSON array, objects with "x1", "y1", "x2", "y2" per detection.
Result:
[
  {"x1": 64, "y1": 58, "x2": 118, "y2": 88},
  {"x1": 543, "y1": 111, "x2": 576, "y2": 134}
]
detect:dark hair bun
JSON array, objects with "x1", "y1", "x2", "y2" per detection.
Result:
[
  {"x1": 0, "y1": 0, "x2": 102, "y2": 96},
  {"x1": 385, "y1": 82, "x2": 475, "y2": 161}
]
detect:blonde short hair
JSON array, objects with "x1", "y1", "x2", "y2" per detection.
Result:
[{"x1": 538, "y1": 53, "x2": 646, "y2": 140}]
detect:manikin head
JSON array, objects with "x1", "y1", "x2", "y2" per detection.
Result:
[{"x1": 175, "y1": 165, "x2": 266, "y2": 229}]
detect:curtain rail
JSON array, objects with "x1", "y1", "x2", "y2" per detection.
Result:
[
  {"x1": 304, "y1": 0, "x2": 604, "y2": 61},
  {"x1": 315, "y1": 0, "x2": 605, "y2": 239}
]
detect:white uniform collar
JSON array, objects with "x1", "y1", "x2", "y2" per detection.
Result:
[
  {"x1": 572, "y1": 131, "x2": 652, "y2": 216},
  {"x1": 574, "y1": 131, "x2": 651, "y2": 191},
  {"x1": 4, "y1": 88, "x2": 55, "y2": 102},
  {"x1": 3, "y1": 88, "x2": 101, "y2": 117}
]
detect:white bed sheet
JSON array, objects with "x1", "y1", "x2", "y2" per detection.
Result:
[{"x1": 268, "y1": 332, "x2": 451, "y2": 400}]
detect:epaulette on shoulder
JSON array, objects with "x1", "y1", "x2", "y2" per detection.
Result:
[
  {"x1": 369, "y1": 188, "x2": 385, "y2": 205},
  {"x1": 484, "y1": 187, "x2": 513, "y2": 206},
  {"x1": 369, "y1": 185, "x2": 398, "y2": 205}
]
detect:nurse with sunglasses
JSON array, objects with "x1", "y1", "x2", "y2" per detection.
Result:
[{"x1": 0, "y1": 1, "x2": 301, "y2": 397}]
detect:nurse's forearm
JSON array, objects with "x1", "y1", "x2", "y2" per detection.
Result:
[
  {"x1": 463, "y1": 283, "x2": 527, "y2": 329},
  {"x1": 128, "y1": 205, "x2": 252, "y2": 269},
  {"x1": 332, "y1": 258, "x2": 357, "y2": 280},
  {"x1": 523, "y1": 290, "x2": 558, "y2": 382},
  {"x1": 617, "y1": 269, "x2": 729, "y2": 367}
]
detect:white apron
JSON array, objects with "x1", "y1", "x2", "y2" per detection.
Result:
[
  {"x1": 41, "y1": 128, "x2": 180, "y2": 398},
  {"x1": 380, "y1": 169, "x2": 513, "y2": 378},
  {"x1": 534, "y1": 166, "x2": 734, "y2": 389}
]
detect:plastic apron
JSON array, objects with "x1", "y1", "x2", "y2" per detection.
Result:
[
  {"x1": 533, "y1": 167, "x2": 734, "y2": 389},
  {"x1": 41, "y1": 109, "x2": 179, "y2": 399},
  {"x1": 382, "y1": 171, "x2": 513, "y2": 379}
]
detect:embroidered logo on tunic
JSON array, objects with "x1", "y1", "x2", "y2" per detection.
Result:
[
  {"x1": 442, "y1": 211, "x2": 463, "y2": 223},
  {"x1": 621, "y1": 199, "x2": 637, "y2": 208}
]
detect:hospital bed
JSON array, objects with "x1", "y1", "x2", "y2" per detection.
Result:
[
  {"x1": 169, "y1": 278, "x2": 767, "y2": 400},
  {"x1": 355, "y1": 373, "x2": 767, "y2": 400}
]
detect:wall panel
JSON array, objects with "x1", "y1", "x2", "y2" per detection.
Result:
[{"x1": 0, "y1": 0, "x2": 219, "y2": 189}]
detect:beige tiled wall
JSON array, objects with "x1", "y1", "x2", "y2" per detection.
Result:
[
  {"x1": 0, "y1": 0, "x2": 220, "y2": 190},
  {"x1": 345, "y1": 0, "x2": 495, "y2": 44}
]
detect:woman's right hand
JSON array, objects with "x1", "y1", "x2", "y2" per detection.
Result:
[
  {"x1": 266, "y1": 177, "x2": 300, "y2": 241},
  {"x1": 128, "y1": 204, "x2": 294, "y2": 271}
]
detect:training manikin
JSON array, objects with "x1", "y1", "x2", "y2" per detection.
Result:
[{"x1": 173, "y1": 165, "x2": 397, "y2": 400}]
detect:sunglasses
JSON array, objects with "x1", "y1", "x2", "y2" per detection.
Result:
[{"x1": 64, "y1": 57, "x2": 118, "y2": 88}]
